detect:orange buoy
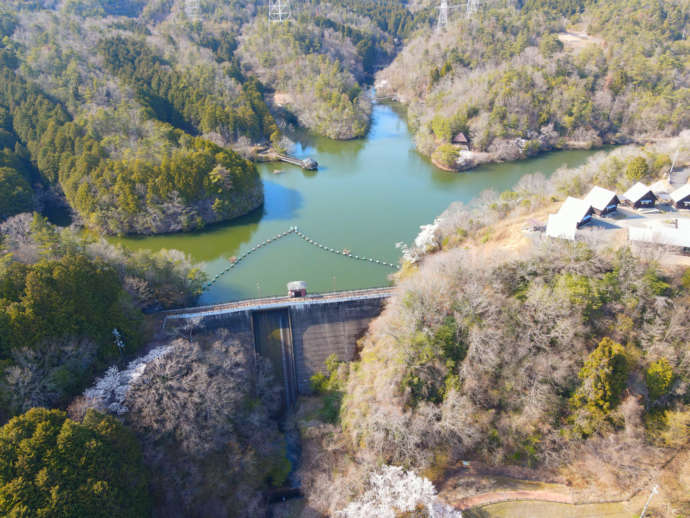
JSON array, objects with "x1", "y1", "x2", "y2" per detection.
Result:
[{"x1": 229, "y1": 256, "x2": 237, "y2": 263}]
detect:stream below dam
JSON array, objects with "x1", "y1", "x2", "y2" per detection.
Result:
[{"x1": 114, "y1": 102, "x2": 601, "y2": 304}]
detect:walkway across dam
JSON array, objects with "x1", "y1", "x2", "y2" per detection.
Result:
[{"x1": 162, "y1": 288, "x2": 393, "y2": 405}]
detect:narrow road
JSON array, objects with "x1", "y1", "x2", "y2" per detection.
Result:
[{"x1": 161, "y1": 287, "x2": 395, "y2": 321}]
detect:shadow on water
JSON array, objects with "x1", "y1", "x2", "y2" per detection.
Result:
[
  {"x1": 261, "y1": 180, "x2": 305, "y2": 221},
  {"x1": 112, "y1": 206, "x2": 264, "y2": 262}
]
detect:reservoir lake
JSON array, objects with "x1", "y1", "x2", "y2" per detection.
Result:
[{"x1": 115, "y1": 103, "x2": 599, "y2": 304}]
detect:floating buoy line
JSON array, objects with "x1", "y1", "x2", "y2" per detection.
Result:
[{"x1": 204, "y1": 226, "x2": 397, "y2": 290}]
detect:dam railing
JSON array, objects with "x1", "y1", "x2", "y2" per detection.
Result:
[{"x1": 161, "y1": 286, "x2": 395, "y2": 324}]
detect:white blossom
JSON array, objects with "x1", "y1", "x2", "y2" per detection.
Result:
[
  {"x1": 397, "y1": 219, "x2": 441, "y2": 263},
  {"x1": 336, "y1": 465, "x2": 461, "y2": 518},
  {"x1": 82, "y1": 345, "x2": 173, "y2": 415}
]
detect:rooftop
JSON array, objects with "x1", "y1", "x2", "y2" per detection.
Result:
[
  {"x1": 623, "y1": 182, "x2": 655, "y2": 203},
  {"x1": 558, "y1": 196, "x2": 593, "y2": 223},
  {"x1": 670, "y1": 183, "x2": 690, "y2": 202},
  {"x1": 584, "y1": 186, "x2": 618, "y2": 211},
  {"x1": 546, "y1": 213, "x2": 577, "y2": 240},
  {"x1": 452, "y1": 132, "x2": 468, "y2": 144}
]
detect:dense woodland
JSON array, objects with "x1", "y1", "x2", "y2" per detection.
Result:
[
  {"x1": 0, "y1": 407, "x2": 151, "y2": 516},
  {"x1": 0, "y1": 12, "x2": 264, "y2": 234},
  {"x1": 122, "y1": 333, "x2": 288, "y2": 517},
  {"x1": 378, "y1": 0, "x2": 689, "y2": 167},
  {"x1": 0, "y1": 214, "x2": 205, "y2": 422}
]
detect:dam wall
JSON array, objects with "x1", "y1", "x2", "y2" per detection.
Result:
[
  {"x1": 289, "y1": 298, "x2": 386, "y2": 393},
  {"x1": 164, "y1": 290, "x2": 390, "y2": 402}
]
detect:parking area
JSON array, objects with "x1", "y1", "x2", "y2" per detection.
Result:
[{"x1": 576, "y1": 204, "x2": 690, "y2": 260}]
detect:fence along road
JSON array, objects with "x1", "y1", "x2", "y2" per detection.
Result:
[{"x1": 161, "y1": 286, "x2": 395, "y2": 325}]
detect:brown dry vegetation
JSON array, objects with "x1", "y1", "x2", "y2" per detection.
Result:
[
  {"x1": 296, "y1": 138, "x2": 690, "y2": 517},
  {"x1": 377, "y1": 0, "x2": 689, "y2": 168},
  {"x1": 123, "y1": 331, "x2": 289, "y2": 518}
]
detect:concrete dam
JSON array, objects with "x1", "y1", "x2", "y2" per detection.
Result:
[{"x1": 163, "y1": 288, "x2": 392, "y2": 406}]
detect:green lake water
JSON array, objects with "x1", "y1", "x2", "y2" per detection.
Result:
[{"x1": 115, "y1": 103, "x2": 600, "y2": 304}]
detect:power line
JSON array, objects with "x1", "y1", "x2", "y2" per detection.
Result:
[{"x1": 269, "y1": 0, "x2": 291, "y2": 23}]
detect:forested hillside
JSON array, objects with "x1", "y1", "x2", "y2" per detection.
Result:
[
  {"x1": 0, "y1": 5, "x2": 269, "y2": 234},
  {"x1": 378, "y1": 0, "x2": 689, "y2": 169},
  {"x1": 0, "y1": 0, "x2": 429, "y2": 232},
  {"x1": 0, "y1": 214, "x2": 205, "y2": 422},
  {"x1": 296, "y1": 135, "x2": 690, "y2": 515}
]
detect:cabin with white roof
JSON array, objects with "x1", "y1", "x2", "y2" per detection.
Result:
[
  {"x1": 584, "y1": 186, "x2": 619, "y2": 215},
  {"x1": 622, "y1": 182, "x2": 657, "y2": 209},
  {"x1": 558, "y1": 197, "x2": 594, "y2": 227},
  {"x1": 545, "y1": 214, "x2": 577, "y2": 240},
  {"x1": 545, "y1": 196, "x2": 594, "y2": 240},
  {"x1": 670, "y1": 184, "x2": 690, "y2": 209}
]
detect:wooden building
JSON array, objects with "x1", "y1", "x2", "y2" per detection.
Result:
[
  {"x1": 452, "y1": 132, "x2": 470, "y2": 150},
  {"x1": 545, "y1": 196, "x2": 594, "y2": 240},
  {"x1": 622, "y1": 182, "x2": 657, "y2": 209},
  {"x1": 560, "y1": 196, "x2": 594, "y2": 227},
  {"x1": 584, "y1": 186, "x2": 620, "y2": 215},
  {"x1": 670, "y1": 184, "x2": 690, "y2": 209}
]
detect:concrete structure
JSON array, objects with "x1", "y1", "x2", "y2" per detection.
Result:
[
  {"x1": 622, "y1": 182, "x2": 657, "y2": 209},
  {"x1": 162, "y1": 288, "x2": 392, "y2": 406},
  {"x1": 670, "y1": 184, "x2": 690, "y2": 209},
  {"x1": 287, "y1": 280, "x2": 307, "y2": 297},
  {"x1": 584, "y1": 186, "x2": 619, "y2": 215}
]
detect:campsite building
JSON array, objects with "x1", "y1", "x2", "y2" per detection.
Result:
[
  {"x1": 558, "y1": 197, "x2": 594, "y2": 227},
  {"x1": 670, "y1": 184, "x2": 690, "y2": 209},
  {"x1": 584, "y1": 186, "x2": 619, "y2": 215},
  {"x1": 452, "y1": 132, "x2": 470, "y2": 150},
  {"x1": 622, "y1": 182, "x2": 657, "y2": 209},
  {"x1": 545, "y1": 197, "x2": 594, "y2": 240}
]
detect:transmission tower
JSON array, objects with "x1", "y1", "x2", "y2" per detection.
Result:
[
  {"x1": 437, "y1": 0, "x2": 463, "y2": 31},
  {"x1": 466, "y1": 0, "x2": 479, "y2": 18},
  {"x1": 185, "y1": 0, "x2": 200, "y2": 20},
  {"x1": 437, "y1": 0, "x2": 449, "y2": 30},
  {"x1": 269, "y1": 0, "x2": 291, "y2": 23}
]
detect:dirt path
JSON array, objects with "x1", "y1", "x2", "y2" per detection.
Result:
[
  {"x1": 450, "y1": 490, "x2": 574, "y2": 510},
  {"x1": 557, "y1": 31, "x2": 605, "y2": 50}
]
